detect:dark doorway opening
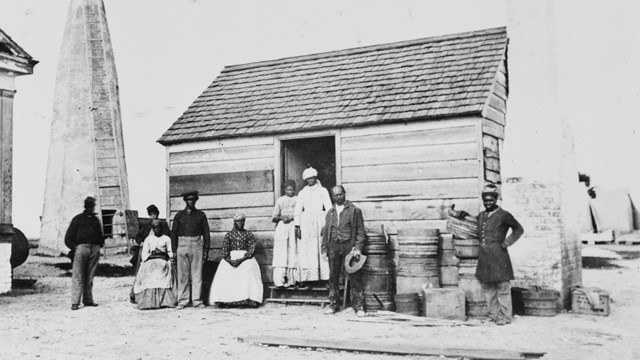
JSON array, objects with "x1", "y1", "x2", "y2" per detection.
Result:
[
  {"x1": 101, "y1": 209, "x2": 117, "y2": 238},
  {"x1": 281, "y1": 136, "x2": 336, "y2": 195}
]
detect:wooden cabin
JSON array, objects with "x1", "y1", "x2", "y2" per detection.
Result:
[{"x1": 159, "y1": 27, "x2": 509, "y2": 283}]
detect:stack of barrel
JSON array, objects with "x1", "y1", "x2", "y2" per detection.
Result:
[
  {"x1": 446, "y1": 211, "x2": 488, "y2": 319},
  {"x1": 361, "y1": 233, "x2": 395, "y2": 312},
  {"x1": 394, "y1": 228, "x2": 440, "y2": 315},
  {"x1": 396, "y1": 228, "x2": 440, "y2": 292}
]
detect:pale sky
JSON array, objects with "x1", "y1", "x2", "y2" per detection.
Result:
[{"x1": 1, "y1": 0, "x2": 639, "y2": 237}]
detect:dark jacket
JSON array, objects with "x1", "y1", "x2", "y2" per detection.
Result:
[
  {"x1": 475, "y1": 207, "x2": 524, "y2": 282},
  {"x1": 64, "y1": 210, "x2": 104, "y2": 249},
  {"x1": 170, "y1": 208, "x2": 210, "y2": 252},
  {"x1": 321, "y1": 201, "x2": 366, "y2": 253}
]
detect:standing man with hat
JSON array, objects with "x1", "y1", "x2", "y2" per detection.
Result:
[
  {"x1": 64, "y1": 196, "x2": 105, "y2": 310},
  {"x1": 321, "y1": 185, "x2": 367, "y2": 317},
  {"x1": 475, "y1": 183, "x2": 524, "y2": 325},
  {"x1": 171, "y1": 190, "x2": 210, "y2": 309}
]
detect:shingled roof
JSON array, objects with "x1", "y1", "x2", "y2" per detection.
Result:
[{"x1": 159, "y1": 27, "x2": 507, "y2": 145}]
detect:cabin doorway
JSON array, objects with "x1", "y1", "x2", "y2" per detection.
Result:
[{"x1": 281, "y1": 136, "x2": 336, "y2": 197}]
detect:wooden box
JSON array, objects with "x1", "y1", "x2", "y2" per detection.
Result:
[
  {"x1": 571, "y1": 288, "x2": 610, "y2": 316},
  {"x1": 421, "y1": 287, "x2": 466, "y2": 320}
]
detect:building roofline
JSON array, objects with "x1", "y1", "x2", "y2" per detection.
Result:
[{"x1": 222, "y1": 27, "x2": 506, "y2": 74}]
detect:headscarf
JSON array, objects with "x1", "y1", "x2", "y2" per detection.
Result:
[
  {"x1": 302, "y1": 167, "x2": 318, "y2": 180},
  {"x1": 151, "y1": 219, "x2": 162, "y2": 228},
  {"x1": 233, "y1": 212, "x2": 247, "y2": 221}
]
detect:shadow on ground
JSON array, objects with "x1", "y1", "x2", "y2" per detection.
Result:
[{"x1": 51, "y1": 262, "x2": 133, "y2": 277}]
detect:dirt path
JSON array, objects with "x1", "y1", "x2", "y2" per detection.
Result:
[{"x1": 2, "y1": 247, "x2": 639, "y2": 360}]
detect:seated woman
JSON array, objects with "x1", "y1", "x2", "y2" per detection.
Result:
[
  {"x1": 133, "y1": 220, "x2": 177, "y2": 309},
  {"x1": 209, "y1": 213, "x2": 263, "y2": 308}
]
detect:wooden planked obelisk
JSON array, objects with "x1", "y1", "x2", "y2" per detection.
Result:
[{"x1": 39, "y1": 0, "x2": 130, "y2": 255}]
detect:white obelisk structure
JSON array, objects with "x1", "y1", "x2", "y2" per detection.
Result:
[
  {"x1": 502, "y1": 0, "x2": 582, "y2": 307},
  {"x1": 40, "y1": 0, "x2": 130, "y2": 255}
]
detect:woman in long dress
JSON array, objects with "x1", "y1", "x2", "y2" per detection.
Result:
[
  {"x1": 272, "y1": 180, "x2": 299, "y2": 288},
  {"x1": 133, "y1": 220, "x2": 177, "y2": 309},
  {"x1": 294, "y1": 167, "x2": 332, "y2": 285},
  {"x1": 209, "y1": 213, "x2": 263, "y2": 308}
]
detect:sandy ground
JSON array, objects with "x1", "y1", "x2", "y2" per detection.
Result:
[{"x1": 1, "y1": 245, "x2": 639, "y2": 360}]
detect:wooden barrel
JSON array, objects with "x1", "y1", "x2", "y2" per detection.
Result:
[
  {"x1": 467, "y1": 301, "x2": 489, "y2": 319},
  {"x1": 10, "y1": 227, "x2": 29, "y2": 269},
  {"x1": 457, "y1": 258, "x2": 478, "y2": 279},
  {"x1": 364, "y1": 233, "x2": 389, "y2": 255},
  {"x1": 457, "y1": 258, "x2": 488, "y2": 318},
  {"x1": 362, "y1": 234, "x2": 395, "y2": 312},
  {"x1": 454, "y1": 238, "x2": 481, "y2": 259},
  {"x1": 396, "y1": 228, "x2": 439, "y2": 294},
  {"x1": 394, "y1": 293, "x2": 420, "y2": 316},
  {"x1": 523, "y1": 288, "x2": 559, "y2": 317},
  {"x1": 446, "y1": 214, "x2": 478, "y2": 239}
]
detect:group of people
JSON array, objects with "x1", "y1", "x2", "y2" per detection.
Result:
[
  {"x1": 64, "y1": 168, "x2": 524, "y2": 325},
  {"x1": 65, "y1": 192, "x2": 263, "y2": 311},
  {"x1": 271, "y1": 167, "x2": 368, "y2": 316}
]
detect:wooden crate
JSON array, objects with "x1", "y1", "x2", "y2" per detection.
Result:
[{"x1": 571, "y1": 288, "x2": 610, "y2": 316}]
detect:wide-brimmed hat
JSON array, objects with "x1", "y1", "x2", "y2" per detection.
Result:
[{"x1": 344, "y1": 253, "x2": 367, "y2": 274}]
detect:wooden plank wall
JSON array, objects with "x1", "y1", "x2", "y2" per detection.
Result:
[
  {"x1": 166, "y1": 137, "x2": 277, "y2": 283},
  {"x1": 341, "y1": 117, "x2": 484, "y2": 242},
  {"x1": 482, "y1": 57, "x2": 507, "y2": 186}
]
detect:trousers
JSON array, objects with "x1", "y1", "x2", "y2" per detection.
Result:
[
  {"x1": 71, "y1": 244, "x2": 101, "y2": 305},
  {"x1": 480, "y1": 280, "x2": 512, "y2": 321},
  {"x1": 327, "y1": 239, "x2": 363, "y2": 310},
  {"x1": 177, "y1": 236, "x2": 204, "y2": 306}
]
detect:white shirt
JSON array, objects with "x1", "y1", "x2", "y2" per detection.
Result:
[
  {"x1": 141, "y1": 234, "x2": 173, "y2": 261},
  {"x1": 335, "y1": 204, "x2": 345, "y2": 225}
]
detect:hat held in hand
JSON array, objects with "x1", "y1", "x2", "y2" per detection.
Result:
[{"x1": 344, "y1": 252, "x2": 367, "y2": 274}]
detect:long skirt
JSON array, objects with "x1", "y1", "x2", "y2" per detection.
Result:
[
  {"x1": 133, "y1": 258, "x2": 177, "y2": 310},
  {"x1": 298, "y1": 210, "x2": 330, "y2": 282},
  {"x1": 272, "y1": 220, "x2": 299, "y2": 287},
  {"x1": 209, "y1": 251, "x2": 263, "y2": 306}
]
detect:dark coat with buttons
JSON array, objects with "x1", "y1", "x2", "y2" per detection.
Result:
[{"x1": 475, "y1": 207, "x2": 524, "y2": 282}]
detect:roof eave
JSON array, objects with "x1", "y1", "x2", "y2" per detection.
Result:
[{"x1": 158, "y1": 111, "x2": 483, "y2": 147}]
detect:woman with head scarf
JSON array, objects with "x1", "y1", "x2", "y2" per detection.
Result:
[
  {"x1": 272, "y1": 180, "x2": 300, "y2": 288},
  {"x1": 208, "y1": 213, "x2": 263, "y2": 308},
  {"x1": 293, "y1": 167, "x2": 332, "y2": 286},
  {"x1": 133, "y1": 219, "x2": 177, "y2": 309}
]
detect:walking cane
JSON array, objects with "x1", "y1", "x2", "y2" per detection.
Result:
[{"x1": 343, "y1": 274, "x2": 349, "y2": 309}]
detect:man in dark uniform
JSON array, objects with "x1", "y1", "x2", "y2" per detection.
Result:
[
  {"x1": 129, "y1": 204, "x2": 171, "y2": 303},
  {"x1": 321, "y1": 185, "x2": 367, "y2": 317},
  {"x1": 171, "y1": 191, "x2": 210, "y2": 309},
  {"x1": 475, "y1": 184, "x2": 524, "y2": 325},
  {"x1": 64, "y1": 196, "x2": 105, "y2": 310}
]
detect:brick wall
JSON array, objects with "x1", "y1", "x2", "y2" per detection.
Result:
[
  {"x1": 502, "y1": 175, "x2": 582, "y2": 308},
  {"x1": 0, "y1": 243, "x2": 11, "y2": 294}
]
